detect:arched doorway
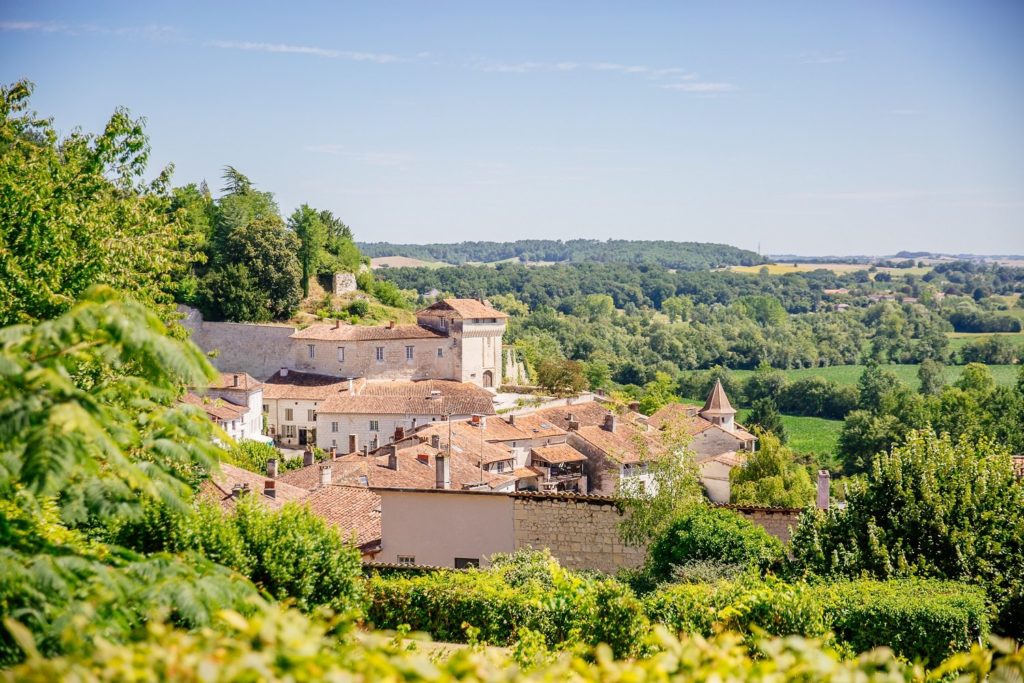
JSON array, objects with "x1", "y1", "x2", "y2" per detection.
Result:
[{"x1": 482, "y1": 370, "x2": 494, "y2": 388}]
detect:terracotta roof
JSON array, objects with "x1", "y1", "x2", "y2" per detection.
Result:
[
  {"x1": 530, "y1": 443, "x2": 587, "y2": 464},
  {"x1": 534, "y1": 400, "x2": 645, "y2": 430},
  {"x1": 513, "y1": 467, "x2": 541, "y2": 479},
  {"x1": 1013, "y1": 455, "x2": 1024, "y2": 479},
  {"x1": 199, "y1": 462, "x2": 309, "y2": 511},
  {"x1": 303, "y1": 485, "x2": 381, "y2": 548},
  {"x1": 290, "y1": 322, "x2": 444, "y2": 341},
  {"x1": 417, "y1": 298, "x2": 508, "y2": 320},
  {"x1": 262, "y1": 370, "x2": 355, "y2": 401},
  {"x1": 413, "y1": 422, "x2": 516, "y2": 464},
  {"x1": 505, "y1": 414, "x2": 567, "y2": 439},
  {"x1": 572, "y1": 422, "x2": 665, "y2": 465},
  {"x1": 318, "y1": 380, "x2": 495, "y2": 416},
  {"x1": 181, "y1": 392, "x2": 248, "y2": 422},
  {"x1": 698, "y1": 450, "x2": 746, "y2": 468},
  {"x1": 702, "y1": 380, "x2": 736, "y2": 417},
  {"x1": 208, "y1": 372, "x2": 263, "y2": 392},
  {"x1": 647, "y1": 402, "x2": 702, "y2": 430}
]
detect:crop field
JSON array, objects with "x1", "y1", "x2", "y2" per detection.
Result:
[
  {"x1": 946, "y1": 331, "x2": 1024, "y2": 352},
  {"x1": 720, "y1": 363, "x2": 1019, "y2": 391},
  {"x1": 728, "y1": 262, "x2": 931, "y2": 276},
  {"x1": 734, "y1": 410, "x2": 843, "y2": 458},
  {"x1": 370, "y1": 256, "x2": 449, "y2": 269}
]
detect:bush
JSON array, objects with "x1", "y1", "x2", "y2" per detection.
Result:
[
  {"x1": 777, "y1": 376, "x2": 858, "y2": 419},
  {"x1": 646, "y1": 506, "x2": 784, "y2": 583}
]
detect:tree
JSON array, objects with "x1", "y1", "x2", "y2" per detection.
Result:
[
  {"x1": 917, "y1": 358, "x2": 946, "y2": 396},
  {"x1": 535, "y1": 358, "x2": 588, "y2": 396},
  {"x1": 790, "y1": 430, "x2": 1024, "y2": 634},
  {"x1": 196, "y1": 263, "x2": 268, "y2": 322},
  {"x1": 0, "y1": 80, "x2": 201, "y2": 326},
  {"x1": 289, "y1": 204, "x2": 326, "y2": 298},
  {"x1": 639, "y1": 372, "x2": 678, "y2": 414},
  {"x1": 730, "y1": 431, "x2": 815, "y2": 507},
  {"x1": 954, "y1": 362, "x2": 996, "y2": 394},
  {"x1": 856, "y1": 364, "x2": 901, "y2": 413},
  {"x1": 745, "y1": 399, "x2": 787, "y2": 443},
  {"x1": 661, "y1": 296, "x2": 693, "y2": 323},
  {"x1": 836, "y1": 409, "x2": 905, "y2": 474}
]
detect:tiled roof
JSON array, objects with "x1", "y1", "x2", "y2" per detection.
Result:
[
  {"x1": 513, "y1": 467, "x2": 541, "y2": 479},
  {"x1": 647, "y1": 402, "x2": 702, "y2": 430},
  {"x1": 199, "y1": 462, "x2": 309, "y2": 511},
  {"x1": 290, "y1": 322, "x2": 445, "y2": 341},
  {"x1": 318, "y1": 380, "x2": 495, "y2": 416},
  {"x1": 506, "y1": 414, "x2": 567, "y2": 439},
  {"x1": 262, "y1": 370, "x2": 355, "y2": 401},
  {"x1": 531, "y1": 443, "x2": 587, "y2": 464},
  {"x1": 417, "y1": 298, "x2": 508, "y2": 320},
  {"x1": 303, "y1": 485, "x2": 381, "y2": 548},
  {"x1": 534, "y1": 400, "x2": 645, "y2": 430},
  {"x1": 181, "y1": 392, "x2": 248, "y2": 422},
  {"x1": 208, "y1": 372, "x2": 263, "y2": 391},
  {"x1": 573, "y1": 422, "x2": 665, "y2": 465},
  {"x1": 702, "y1": 380, "x2": 737, "y2": 416},
  {"x1": 413, "y1": 422, "x2": 515, "y2": 464},
  {"x1": 698, "y1": 450, "x2": 747, "y2": 468}
]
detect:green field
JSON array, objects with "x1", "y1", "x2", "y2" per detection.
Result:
[
  {"x1": 722, "y1": 363, "x2": 1020, "y2": 391},
  {"x1": 947, "y1": 332, "x2": 1024, "y2": 352},
  {"x1": 735, "y1": 409, "x2": 842, "y2": 458}
]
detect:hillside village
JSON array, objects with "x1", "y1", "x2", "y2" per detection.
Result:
[{"x1": 183, "y1": 297, "x2": 786, "y2": 568}]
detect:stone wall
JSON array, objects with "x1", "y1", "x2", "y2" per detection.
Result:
[
  {"x1": 333, "y1": 272, "x2": 357, "y2": 295},
  {"x1": 728, "y1": 506, "x2": 801, "y2": 545},
  {"x1": 512, "y1": 496, "x2": 645, "y2": 573},
  {"x1": 178, "y1": 306, "x2": 296, "y2": 380}
]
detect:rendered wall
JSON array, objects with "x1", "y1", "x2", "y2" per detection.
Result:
[{"x1": 179, "y1": 306, "x2": 296, "y2": 380}]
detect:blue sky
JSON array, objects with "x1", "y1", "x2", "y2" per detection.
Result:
[{"x1": 2, "y1": 1, "x2": 1022, "y2": 255}]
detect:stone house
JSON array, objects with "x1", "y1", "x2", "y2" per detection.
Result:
[
  {"x1": 182, "y1": 371, "x2": 264, "y2": 444},
  {"x1": 261, "y1": 369, "x2": 353, "y2": 447}
]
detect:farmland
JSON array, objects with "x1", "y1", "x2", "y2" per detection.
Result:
[{"x1": 718, "y1": 363, "x2": 1020, "y2": 392}]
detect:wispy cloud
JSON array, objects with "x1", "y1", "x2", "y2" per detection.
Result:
[
  {"x1": 208, "y1": 40, "x2": 400, "y2": 63},
  {"x1": 0, "y1": 20, "x2": 65, "y2": 32},
  {"x1": 798, "y1": 50, "x2": 850, "y2": 64},
  {"x1": 1, "y1": 19, "x2": 179, "y2": 41},
  {"x1": 471, "y1": 58, "x2": 732, "y2": 94},
  {"x1": 662, "y1": 81, "x2": 736, "y2": 93}
]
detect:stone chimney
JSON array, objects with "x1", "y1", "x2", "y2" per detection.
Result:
[
  {"x1": 394, "y1": 426, "x2": 406, "y2": 441},
  {"x1": 817, "y1": 470, "x2": 831, "y2": 510},
  {"x1": 435, "y1": 454, "x2": 451, "y2": 490},
  {"x1": 430, "y1": 434, "x2": 441, "y2": 449},
  {"x1": 628, "y1": 401, "x2": 640, "y2": 412},
  {"x1": 280, "y1": 367, "x2": 289, "y2": 378},
  {"x1": 266, "y1": 458, "x2": 278, "y2": 478},
  {"x1": 348, "y1": 434, "x2": 358, "y2": 454},
  {"x1": 303, "y1": 449, "x2": 314, "y2": 467},
  {"x1": 320, "y1": 465, "x2": 332, "y2": 487},
  {"x1": 334, "y1": 319, "x2": 341, "y2": 329},
  {"x1": 567, "y1": 418, "x2": 580, "y2": 432},
  {"x1": 263, "y1": 479, "x2": 276, "y2": 498},
  {"x1": 387, "y1": 445, "x2": 399, "y2": 471},
  {"x1": 231, "y1": 483, "x2": 250, "y2": 498},
  {"x1": 387, "y1": 320, "x2": 395, "y2": 329},
  {"x1": 233, "y1": 373, "x2": 240, "y2": 387},
  {"x1": 348, "y1": 378, "x2": 354, "y2": 393},
  {"x1": 361, "y1": 444, "x2": 369, "y2": 457},
  {"x1": 329, "y1": 446, "x2": 337, "y2": 459},
  {"x1": 507, "y1": 414, "x2": 516, "y2": 426},
  {"x1": 603, "y1": 413, "x2": 617, "y2": 433}
]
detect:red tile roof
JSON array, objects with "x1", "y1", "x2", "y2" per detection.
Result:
[
  {"x1": 303, "y1": 485, "x2": 381, "y2": 548},
  {"x1": 534, "y1": 400, "x2": 645, "y2": 430},
  {"x1": 262, "y1": 370, "x2": 355, "y2": 400},
  {"x1": 530, "y1": 443, "x2": 587, "y2": 464},
  {"x1": 573, "y1": 422, "x2": 665, "y2": 465},
  {"x1": 647, "y1": 402, "x2": 702, "y2": 430},
  {"x1": 208, "y1": 372, "x2": 263, "y2": 391},
  {"x1": 199, "y1": 462, "x2": 309, "y2": 510},
  {"x1": 290, "y1": 322, "x2": 444, "y2": 341},
  {"x1": 417, "y1": 298, "x2": 508, "y2": 320},
  {"x1": 702, "y1": 379, "x2": 736, "y2": 416},
  {"x1": 181, "y1": 392, "x2": 249, "y2": 422},
  {"x1": 318, "y1": 380, "x2": 495, "y2": 416}
]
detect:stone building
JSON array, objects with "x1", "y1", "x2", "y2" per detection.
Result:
[
  {"x1": 182, "y1": 371, "x2": 264, "y2": 444},
  {"x1": 261, "y1": 369, "x2": 352, "y2": 447}
]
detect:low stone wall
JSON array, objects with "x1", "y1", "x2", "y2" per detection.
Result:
[
  {"x1": 178, "y1": 305, "x2": 296, "y2": 380},
  {"x1": 512, "y1": 495, "x2": 645, "y2": 573},
  {"x1": 727, "y1": 506, "x2": 802, "y2": 545}
]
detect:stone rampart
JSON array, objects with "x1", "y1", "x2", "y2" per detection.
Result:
[{"x1": 178, "y1": 305, "x2": 296, "y2": 380}]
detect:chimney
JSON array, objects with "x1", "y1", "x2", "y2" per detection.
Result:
[
  {"x1": 231, "y1": 483, "x2": 250, "y2": 498},
  {"x1": 303, "y1": 449, "x2": 314, "y2": 467},
  {"x1": 266, "y1": 458, "x2": 278, "y2": 478},
  {"x1": 568, "y1": 418, "x2": 580, "y2": 432},
  {"x1": 280, "y1": 367, "x2": 289, "y2": 378},
  {"x1": 430, "y1": 434, "x2": 441, "y2": 449},
  {"x1": 348, "y1": 434, "x2": 358, "y2": 454},
  {"x1": 361, "y1": 444, "x2": 369, "y2": 457},
  {"x1": 602, "y1": 413, "x2": 617, "y2": 433},
  {"x1": 334, "y1": 319, "x2": 341, "y2": 329},
  {"x1": 628, "y1": 401, "x2": 640, "y2": 412},
  {"x1": 388, "y1": 320, "x2": 395, "y2": 329},
  {"x1": 567, "y1": 413, "x2": 576, "y2": 423},
  {"x1": 233, "y1": 373, "x2": 239, "y2": 387},
  {"x1": 507, "y1": 414, "x2": 516, "y2": 426},
  {"x1": 817, "y1": 470, "x2": 831, "y2": 510},
  {"x1": 387, "y1": 445, "x2": 399, "y2": 471},
  {"x1": 263, "y1": 479, "x2": 276, "y2": 498},
  {"x1": 329, "y1": 446, "x2": 337, "y2": 459},
  {"x1": 348, "y1": 378, "x2": 354, "y2": 393},
  {"x1": 471, "y1": 414, "x2": 481, "y2": 426},
  {"x1": 320, "y1": 465, "x2": 332, "y2": 487},
  {"x1": 435, "y1": 454, "x2": 451, "y2": 490},
  {"x1": 394, "y1": 426, "x2": 406, "y2": 441}
]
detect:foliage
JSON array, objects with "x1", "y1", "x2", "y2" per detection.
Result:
[
  {"x1": 646, "y1": 506, "x2": 784, "y2": 584},
  {"x1": 730, "y1": 431, "x2": 815, "y2": 508},
  {"x1": 9, "y1": 604, "x2": 1023, "y2": 683},
  {"x1": 225, "y1": 441, "x2": 302, "y2": 475},
  {"x1": 744, "y1": 398, "x2": 787, "y2": 442},
  {"x1": 616, "y1": 447, "x2": 703, "y2": 547},
  {"x1": 288, "y1": 204, "x2": 325, "y2": 298},
  {"x1": 534, "y1": 358, "x2": 588, "y2": 395},
  {"x1": 0, "y1": 80, "x2": 201, "y2": 327},
  {"x1": 790, "y1": 430, "x2": 1024, "y2": 635},
  {"x1": 917, "y1": 357, "x2": 946, "y2": 395}
]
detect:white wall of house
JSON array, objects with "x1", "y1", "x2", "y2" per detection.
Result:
[
  {"x1": 699, "y1": 459, "x2": 733, "y2": 504},
  {"x1": 377, "y1": 490, "x2": 515, "y2": 567},
  {"x1": 456, "y1": 321, "x2": 503, "y2": 387},
  {"x1": 264, "y1": 397, "x2": 322, "y2": 446},
  {"x1": 690, "y1": 428, "x2": 747, "y2": 458},
  {"x1": 205, "y1": 387, "x2": 264, "y2": 442},
  {"x1": 314, "y1": 412, "x2": 476, "y2": 452}
]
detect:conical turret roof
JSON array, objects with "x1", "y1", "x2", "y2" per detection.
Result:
[{"x1": 701, "y1": 379, "x2": 736, "y2": 417}]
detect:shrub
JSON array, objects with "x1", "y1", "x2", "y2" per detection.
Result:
[
  {"x1": 646, "y1": 506, "x2": 783, "y2": 583},
  {"x1": 347, "y1": 299, "x2": 370, "y2": 317}
]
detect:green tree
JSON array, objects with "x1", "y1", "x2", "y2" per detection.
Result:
[
  {"x1": 0, "y1": 80, "x2": 201, "y2": 326},
  {"x1": 617, "y1": 437, "x2": 703, "y2": 547},
  {"x1": 318, "y1": 209, "x2": 362, "y2": 275},
  {"x1": 661, "y1": 296, "x2": 693, "y2": 323},
  {"x1": 954, "y1": 362, "x2": 996, "y2": 394},
  {"x1": 535, "y1": 358, "x2": 588, "y2": 396},
  {"x1": 745, "y1": 399, "x2": 787, "y2": 443},
  {"x1": 288, "y1": 204, "x2": 326, "y2": 298},
  {"x1": 917, "y1": 358, "x2": 946, "y2": 396},
  {"x1": 790, "y1": 430, "x2": 1024, "y2": 634},
  {"x1": 730, "y1": 431, "x2": 815, "y2": 507},
  {"x1": 856, "y1": 364, "x2": 902, "y2": 413},
  {"x1": 639, "y1": 372, "x2": 678, "y2": 414}
]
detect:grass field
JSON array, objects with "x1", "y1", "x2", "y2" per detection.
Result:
[
  {"x1": 720, "y1": 363, "x2": 1020, "y2": 391},
  {"x1": 370, "y1": 256, "x2": 449, "y2": 269},
  {"x1": 946, "y1": 332, "x2": 1024, "y2": 352},
  {"x1": 735, "y1": 409, "x2": 842, "y2": 458},
  {"x1": 728, "y1": 263, "x2": 931, "y2": 276}
]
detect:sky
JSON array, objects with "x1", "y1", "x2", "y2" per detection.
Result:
[{"x1": 2, "y1": 1, "x2": 1022, "y2": 256}]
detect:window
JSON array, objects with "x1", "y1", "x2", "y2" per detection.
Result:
[
  {"x1": 307, "y1": 344, "x2": 315, "y2": 359},
  {"x1": 405, "y1": 345, "x2": 414, "y2": 360},
  {"x1": 369, "y1": 420, "x2": 380, "y2": 432},
  {"x1": 454, "y1": 558, "x2": 479, "y2": 569},
  {"x1": 284, "y1": 408, "x2": 294, "y2": 421},
  {"x1": 283, "y1": 425, "x2": 297, "y2": 438},
  {"x1": 331, "y1": 422, "x2": 339, "y2": 433},
  {"x1": 307, "y1": 409, "x2": 316, "y2": 422},
  {"x1": 437, "y1": 347, "x2": 443, "y2": 358},
  {"x1": 397, "y1": 555, "x2": 416, "y2": 565},
  {"x1": 337, "y1": 347, "x2": 345, "y2": 362},
  {"x1": 262, "y1": 404, "x2": 269, "y2": 413},
  {"x1": 375, "y1": 346, "x2": 384, "y2": 362},
  {"x1": 496, "y1": 461, "x2": 505, "y2": 473}
]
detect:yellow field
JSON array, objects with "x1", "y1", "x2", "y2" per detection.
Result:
[
  {"x1": 729, "y1": 263, "x2": 932, "y2": 276},
  {"x1": 370, "y1": 256, "x2": 448, "y2": 269}
]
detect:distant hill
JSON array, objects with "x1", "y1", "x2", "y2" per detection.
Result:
[{"x1": 357, "y1": 239, "x2": 765, "y2": 271}]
